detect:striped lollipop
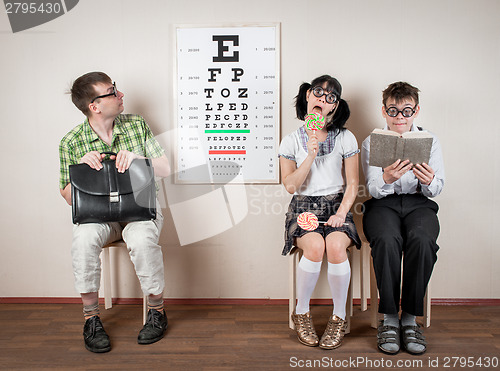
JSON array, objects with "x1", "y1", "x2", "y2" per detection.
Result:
[
  {"x1": 305, "y1": 112, "x2": 325, "y2": 131},
  {"x1": 297, "y1": 212, "x2": 320, "y2": 231}
]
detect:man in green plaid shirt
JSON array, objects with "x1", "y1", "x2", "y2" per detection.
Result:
[{"x1": 59, "y1": 72, "x2": 170, "y2": 353}]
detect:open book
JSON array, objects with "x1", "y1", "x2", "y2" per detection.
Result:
[{"x1": 369, "y1": 128, "x2": 433, "y2": 168}]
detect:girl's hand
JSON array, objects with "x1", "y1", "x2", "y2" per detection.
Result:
[
  {"x1": 307, "y1": 132, "x2": 319, "y2": 158},
  {"x1": 326, "y1": 213, "x2": 346, "y2": 228}
]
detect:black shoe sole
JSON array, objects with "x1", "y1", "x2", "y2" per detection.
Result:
[
  {"x1": 85, "y1": 343, "x2": 111, "y2": 353},
  {"x1": 137, "y1": 327, "x2": 166, "y2": 345}
]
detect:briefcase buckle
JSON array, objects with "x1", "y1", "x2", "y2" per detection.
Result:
[{"x1": 110, "y1": 192, "x2": 119, "y2": 203}]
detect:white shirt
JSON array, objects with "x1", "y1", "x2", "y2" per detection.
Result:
[
  {"x1": 361, "y1": 124, "x2": 445, "y2": 199},
  {"x1": 279, "y1": 126, "x2": 359, "y2": 196}
]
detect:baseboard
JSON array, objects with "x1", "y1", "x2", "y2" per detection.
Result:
[{"x1": 1, "y1": 297, "x2": 499, "y2": 306}]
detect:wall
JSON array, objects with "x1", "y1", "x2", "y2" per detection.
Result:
[{"x1": 1, "y1": 0, "x2": 499, "y2": 301}]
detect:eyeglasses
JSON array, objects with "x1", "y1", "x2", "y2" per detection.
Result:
[
  {"x1": 90, "y1": 82, "x2": 117, "y2": 103},
  {"x1": 385, "y1": 105, "x2": 417, "y2": 118},
  {"x1": 311, "y1": 86, "x2": 338, "y2": 104}
]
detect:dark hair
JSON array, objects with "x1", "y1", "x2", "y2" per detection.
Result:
[
  {"x1": 70, "y1": 72, "x2": 112, "y2": 116},
  {"x1": 295, "y1": 74, "x2": 350, "y2": 132},
  {"x1": 382, "y1": 81, "x2": 420, "y2": 107}
]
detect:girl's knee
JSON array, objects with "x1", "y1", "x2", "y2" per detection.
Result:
[{"x1": 302, "y1": 240, "x2": 325, "y2": 262}]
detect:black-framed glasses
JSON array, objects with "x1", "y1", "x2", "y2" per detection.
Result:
[
  {"x1": 311, "y1": 86, "x2": 338, "y2": 104},
  {"x1": 385, "y1": 105, "x2": 417, "y2": 118},
  {"x1": 90, "y1": 82, "x2": 117, "y2": 103}
]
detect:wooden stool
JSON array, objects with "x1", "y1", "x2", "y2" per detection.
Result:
[{"x1": 101, "y1": 240, "x2": 148, "y2": 324}]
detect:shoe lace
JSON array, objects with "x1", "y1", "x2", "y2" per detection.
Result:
[
  {"x1": 146, "y1": 309, "x2": 163, "y2": 329},
  {"x1": 87, "y1": 316, "x2": 104, "y2": 337}
]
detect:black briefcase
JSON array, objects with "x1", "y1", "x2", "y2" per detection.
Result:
[{"x1": 69, "y1": 153, "x2": 156, "y2": 224}]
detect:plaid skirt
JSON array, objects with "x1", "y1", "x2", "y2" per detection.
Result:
[{"x1": 282, "y1": 194, "x2": 361, "y2": 256}]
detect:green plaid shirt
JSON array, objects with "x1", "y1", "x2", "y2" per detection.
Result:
[{"x1": 59, "y1": 114, "x2": 164, "y2": 189}]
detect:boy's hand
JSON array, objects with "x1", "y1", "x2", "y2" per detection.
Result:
[
  {"x1": 383, "y1": 159, "x2": 412, "y2": 184},
  {"x1": 413, "y1": 163, "x2": 435, "y2": 185}
]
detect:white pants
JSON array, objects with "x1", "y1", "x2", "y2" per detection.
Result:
[{"x1": 71, "y1": 209, "x2": 164, "y2": 296}]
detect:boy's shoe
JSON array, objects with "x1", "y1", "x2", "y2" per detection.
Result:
[
  {"x1": 137, "y1": 309, "x2": 168, "y2": 344},
  {"x1": 401, "y1": 324, "x2": 427, "y2": 355},
  {"x1": 83, "y1": 316, "x2": 111, "y2": 353},
  {"x1": 377, "y1": 320, "x2": 400, "y2": 355}
]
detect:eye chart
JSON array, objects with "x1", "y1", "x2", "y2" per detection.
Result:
[{"x1": 175, "y1": 24, "x2": 280, "y2": 184}]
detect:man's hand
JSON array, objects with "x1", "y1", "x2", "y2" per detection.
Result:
[
  {"x1": 383, "y1": 159, "x2": 413, "y2": 184},
  {"x1": 413, "y1": 163, "x2": 435, "y2": 185},
  {"x1": 80, "y1": 150, "x2": 141, "y2": 173},
  {"x1": 113, "y1": 150, "x2": 140, "y2": 173},
  {"x1": 79, "y1": 151, "x2": 106, "y2": 170}
]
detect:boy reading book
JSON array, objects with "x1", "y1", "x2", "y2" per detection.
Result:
[{"x1": 361, "y1": 82, "x2": 445, "y2": 355}]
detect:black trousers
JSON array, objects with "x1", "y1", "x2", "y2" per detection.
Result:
[{"x1": 363, "y1": 194, "x2": 440, "y2": 316}]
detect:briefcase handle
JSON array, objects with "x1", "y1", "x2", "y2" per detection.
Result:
[{"x1": 101, "y1": 151, "x2": 117, "y2": 157}]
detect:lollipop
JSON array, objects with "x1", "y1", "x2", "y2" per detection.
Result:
[
  {"x1": 297, "y1": 211, "x2": 349, "y2": 230},
  {"x1": 305, "y1": 112, "x2": 325, "y2": 131},
  {"x1": 297, "y1": 212, "x2": 320, "y2": 231}
]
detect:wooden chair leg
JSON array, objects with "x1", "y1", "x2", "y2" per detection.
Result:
[
  {"x1": 370, "y1": 254, "x2": 379, "y2": 329},
  {"x1": 289, "y1": 250, "x2": 300, "y2": 330},
  {"x1": 423, "y1": 283, "x2": 431, "y2": 327},
  {"x1": 143, "y1": 295, "x2": 148, "y2": 324},
  {"x1": 344, "y1": 247, "x2": 353, "y2": 334},
  {"x1": 101, "y1": 246, "x2": 112, "y2": 310},
  {"x1": 360, "y1": 242, "x2": 369, "y2": 311}
]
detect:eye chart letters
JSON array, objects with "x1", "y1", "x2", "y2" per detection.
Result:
[{"x1": 175, "y1": 24, "x2": 280, "y2": 184}]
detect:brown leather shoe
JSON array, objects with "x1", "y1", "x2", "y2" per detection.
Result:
[
  {"x1": 319, "y1": 314, "x2": 347, "y2": 349},
  {"x1": 291, "y1": 311, "x2": 319, "y2": 347}
]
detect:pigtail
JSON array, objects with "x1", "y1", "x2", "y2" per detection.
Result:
[
  {"x1": 295, "y1": 82, "x2": 311, "y2": 120},
  {"x1": 326, "y1": 98, "x2": 350, "y2": 132}
]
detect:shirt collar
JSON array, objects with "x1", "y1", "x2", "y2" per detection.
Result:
[{"x1": 83, "y1": 116, "x2": 124, "y2": 142}]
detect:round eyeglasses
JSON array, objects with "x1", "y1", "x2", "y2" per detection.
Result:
[
  {"x1": 311, "y1": 86, "x2": 338, "y2": 104},
  {"x1": 91, "y1": 82, "x2": 117, "y2": 103},
  {"x1": 385, "y1": 105, "x2": 417, "y2": 118}
]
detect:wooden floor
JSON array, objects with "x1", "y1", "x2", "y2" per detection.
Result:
[{"x1": 0, "y1": 303, "x2": 499, "y2": 370}]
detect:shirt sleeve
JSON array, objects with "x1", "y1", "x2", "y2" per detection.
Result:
[
  {"x1": 278, "y1": 133, "x2": 296, "y2": 161},
  {"x1": 340, "y1": 129, "x2": 360, "y2": 159},
  {"x1": 361, "y1": 135, "x2": 395, "y2": 199},
  {"x1": 58, "y1": 135, "x2": 77, "y2": 189},
  {"x1": 420, "y1": 135, "x2": 445, "y2": 197},
  {"x1": 141, "y1": 117, "x2": 165, "y2": 159}
]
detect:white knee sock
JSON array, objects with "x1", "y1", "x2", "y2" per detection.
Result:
[
  {"x1": 295, "y1": 256, "x2": 322, "y2": 314},
  {"x1": 327, "y1": 259, "x2": 351, "y2": 320}
]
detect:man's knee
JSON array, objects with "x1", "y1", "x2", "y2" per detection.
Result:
[{"x1": 122, "y1": 220, "x2": 160, "y2": 250}]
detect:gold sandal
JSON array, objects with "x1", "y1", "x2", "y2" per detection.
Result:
[
  {"x1": 291, "y1": 311, "x2": 319, "y2": 347},
  {"x1": 319, "y1": 314, "x2": 347, "y2": 349}
]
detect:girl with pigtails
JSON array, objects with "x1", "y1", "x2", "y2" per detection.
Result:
[{"x1": 279, "y1": 75, "x2": 361, "y2": 349}]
